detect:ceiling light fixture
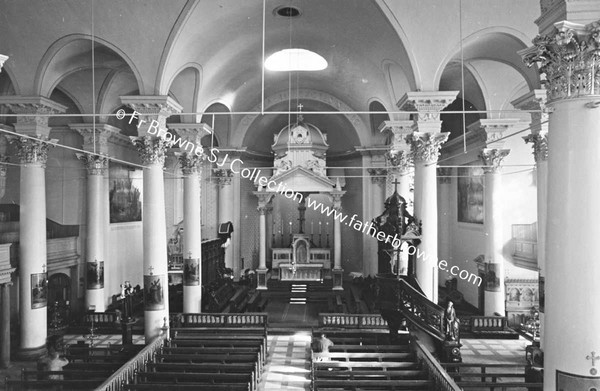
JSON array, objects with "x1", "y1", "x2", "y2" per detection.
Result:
[{"x1": 265, "y1": 48, "x2": 327, "y2": 72}]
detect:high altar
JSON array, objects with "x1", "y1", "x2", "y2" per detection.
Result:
[{"x1": 255, "y1": 112, "x2": 344, "y2": 290}]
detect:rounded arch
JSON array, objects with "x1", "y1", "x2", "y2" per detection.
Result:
[
  {"x1": 368, "y1": 99, "x2": 390, "y2": 136},
  {"x1": 373, "y1": 0, "x2": 420, "y2": 90},
  {"x1": 232, "y1": 89, "x2": 370, "y2": 149},
  {"x1": 200, "y1": 102, "x2": 230, "y2": 146},
  {"x1": 0, "y1": 64, "x2": 21, "y2": 96},
  {"x1": 34, "y1": 34, "x2": 144, "y2": 98},
  {"x1": 433, "y1": 27, "x2": 540, "y2": 92}
]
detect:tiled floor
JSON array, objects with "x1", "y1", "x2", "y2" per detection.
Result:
[
  {"x1": 258, "y1": 332, "x2": 312, "y2": 391},
  {"x1": 461, "y1": 337, "x2": 529, "y2": 364}
]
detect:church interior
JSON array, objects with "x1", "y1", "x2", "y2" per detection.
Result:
[{"x1": 0, "y1": 0, "x2": 598, "y2": 390}]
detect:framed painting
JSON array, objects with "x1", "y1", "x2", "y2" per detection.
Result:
[
  {"x1": 109, "y1": 163, "x2": 143, "y2": 223},
  {"x1": 144, "y1": 274, "x2": 165, "y2": 311},
  {"x1": 31, "y1": 273, "x2": 48, "y2": 309},
  {"x1": 183, "y1": 258, "x2": 200, "y2": 286},
  {"x1": 457, "y1": 163, "x2": 484, "y2": 224},
  {"x1": 484, "y1": 263, "x2": 501, "y2": 292},
  {"x1": 87, "y1": 260, "x2": 104, "y2": 289}
]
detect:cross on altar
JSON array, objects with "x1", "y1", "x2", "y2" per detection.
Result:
[
  {"x1": 391, "y1": 179, "x2": 400, "y2": 193},
  {"x1": 587, "y1": 351, "x2": 600, "y2": 366},
  {"x1": 298, "y1": 103, "x2": 303, "y2": 112}
]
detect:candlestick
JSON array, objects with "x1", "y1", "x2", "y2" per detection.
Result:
[
  {"x1": 319, "y1": 221, "x2": 322, "y2": 234},
  {"x1": 311, "y1": 221, "x2": 314, "y2": 235},
  {"x1": 289, "y1": 221, "x2": 292, "y2": 234}
]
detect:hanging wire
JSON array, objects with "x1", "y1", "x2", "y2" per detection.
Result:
[
  {"x1": 91, "y1": 0, "x2": 96, "y2": 154},
  {"x1": 261, "y1": 0, "x2": 266, "y2": 115},
  {"x1": 459, "y1": 0, "x2": 466, "y2": 154}
]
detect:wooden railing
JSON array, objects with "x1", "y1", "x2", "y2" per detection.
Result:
[
  {"x1": 411, "y1": 336, "x2": 462, "y2": 391},
  {"x1": 175, "y1": 312, "x2": 268, "y2": 328},
  {"x1": 94, "y1": 332, "x2": 167, "y2": 391},
  {"x1": 377, "y1": 275, "x2": 445, "y2": 341},
  {"x1": 318, "y1": 313, "x2": 388, "y2": 329}
]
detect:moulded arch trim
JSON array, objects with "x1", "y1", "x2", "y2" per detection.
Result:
[
  {"x1": 97, "y1": 67, "x2": 137, "y2": 115},
  {"x1": 367, "y1": 97, "x2": 392, "y2": 114},
  {"x1": 165, "y1": 63, "x2": 203, "y2": 119},
  {"x1": 200, "y1": 101, "x2": 232, "y2": 146},
  {"x1": 200, "y1": 100, "x2": 232, "y2": 115},
  {"x1": 373, "y1": 0, "x2": 420, "y2": 90},
  {"x1": 445, "y1": 60, "x2": 491, "y2": 113},
  {"x1": 54, "y1": 86, "x2": 84, "y2": 116},
  {"x1": 156, "y1": 0, "x2": 202, "y2": 94},
  {"x1": 433, "y1": 26, "x2": 539, "y2": 92},
  {"x1": 233, "y1": 89, "x2": 369, "y2": 148},
  {"x1": 0, "y1": 63, "x2": 21, "y2": 96},
  {"x1": 34, "y1": 34, "x2": 145, "y2": 98},
  {"x1": 504, "y1": 81, "x2": 530, "y2": 112}
]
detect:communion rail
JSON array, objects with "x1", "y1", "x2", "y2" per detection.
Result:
[
  {"x1": 94, "y1": 332, "x2": 167, "y2": 391},
  {"x1": 318, "y1": 313, "x2": 388, "y2": 329}
]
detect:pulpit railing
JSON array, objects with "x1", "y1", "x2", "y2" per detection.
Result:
[
  {"x1": 94, "y1": 331, "x2": 167, "y2": 391},
  {"x1": 411, "y1": 335, "x2": 462, "y2": 391},
  {"x1": 376, "y1": 274, "x2": 445, "y2": 341}
]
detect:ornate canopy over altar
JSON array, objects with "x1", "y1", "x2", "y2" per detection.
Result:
[{"x1": 255, "y1": 114, "x2": 345, "y2": 290}]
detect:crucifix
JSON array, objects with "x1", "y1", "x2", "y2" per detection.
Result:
[
  {"x1": 297, "y1": 103, "x2": 304, "y2": 122},
  {"x1": 391, "y1": 179, "x2": 400, "y2": 193},
  {"x1": 148, "y1": 265, "x2": 154, "y2": 276},
  {"x1": 587, "y1": 351, "x2": 600, "y2": 367}
]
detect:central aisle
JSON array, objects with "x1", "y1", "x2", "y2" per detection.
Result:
[{"x1": 258, "y1": 332, "x2": 312, "y2": 391}]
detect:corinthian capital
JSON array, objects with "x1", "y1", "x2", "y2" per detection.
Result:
[
  {"x1": 76, "y1": 154, "x2": 109, "y2": 175},
  {"x1": 120, "y1": 96, "x2": 182, "y2": 137},
  {"x1": 11, "y1": 136, "x2": 57, "y2": 167},
  {"x1": 385, "y1": 150, "x2": 413, "y2": 175},
  {"x1": 521, "y1": 20, "x2": 600, "y2": 101},
  {"x1": 397, "y1": 91, "x2": 459, "y2": 123},
  {"x1": 407, "y1": 132, "x2": 449, "y2": 164},
  {"x1": 213, "y1": 169, "x2": 233, "y2": 186},
  {"x1": 480, "y1": 148, "x2": 511, "y2": 173},
  {"x1": 69, "y1": 123, "x2": 121, "y2": 155},
  {"x1": 0, "y1": 96, "x2": 67, "y2": 136},
  {"x1": 368, "y1": 168, "x2": 388, "y2": 185},
  {"x1": 524, "y1": 132, "x2": 549, "y2": 162},
  {"x1": 130, "y1": 136, "x2": 170, "y2": 166},
  {"x1": 178, "y1": 152, "x2": 205, "y2": 175}
]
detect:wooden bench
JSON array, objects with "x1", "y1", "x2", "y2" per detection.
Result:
[
  {"x1": 457, "y1": 381, "x2": 544, "y2": 389},
  {"x1": 135, "y1": 371, "x2": 255, "y2": 391},
  {"x1": 21, "y1": 370, "x2": 114, "y2": 380},
  {"x1": 155, "y1": 353, "x2": 260, "y2": 364},
  {"x1": 124, "y1": 383, "x2": 251, "y2": 391},
  {"x1": 5, "y1": 378, "x2": 103, "y2": 390},
  {"x1": 313, "y1": 379, "x2": 431, "y2": 390},
  {"x1": 313, "y1": 352, "x2": 415, "y2": 362},
  {"x1": 162, "y1": 345, "x2": 265, "y2": 366},
  {"x1": 313, "y1": 369, "x2": 427, "y2": 380}
]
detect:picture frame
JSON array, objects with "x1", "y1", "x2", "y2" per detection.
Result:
[
  {"x1": 109, "y1": 163, "x2": 143, "y2": 223},
  {"x1": 31, "y1": 273, "x2": 48, "y2": 309},
  {"x1": 144, "y1": 274, "x2": 165, "y2": 311},
  {"x1": 457, "y1": 163, "x2": 484, "y2": 224},
  {"x1": 87, "y1": 260, "x2": 104, "y2": 289},
  {"x1": 183, "y1": 258, "x2": 200, "y2": 286}
]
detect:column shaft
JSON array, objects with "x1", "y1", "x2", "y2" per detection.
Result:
[
  {"x1": 85, "y1": 172, "x2": 105, "y2": 311},
  {"x1": 413, "y1": 161, "x2": 438, "y2": 300},
  {"x1": 544, "y1": 97, "x2": 600, "y2": 386},
  {"x1": 258, "y1": 210, "x2": 267, "y2": 269},
  {"x1": 483, "y1": 170, "x2": 505, "y2": 315},
  {"x1": 182, "y1": 171, "x2": 202, "y2": 313},
  {"x1": 0, "y1": 283, "x2": 10, "y2": 368},
  {"x1": 536, "y1": 159, "x2": 547, "y2": 349},
  {"x1": 143, "y1": 163, "x2": 169, "y2": 341}
]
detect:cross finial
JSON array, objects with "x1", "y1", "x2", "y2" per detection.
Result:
[
  {"x1": 298, "y1": 103, "x2": 303, "y2": 112},
  {"x1": 587, "y1": 351, "x2": 600, "y2": 366},
  {"x1": 188, "y1": 251, "x2": 192, "y2": 259},
  {"x1": 148, "y1": 265, "x2": 154, "y2": 276},
  {"x1": 297, "y1": 103, "x2": 304, "y2": 122},
  {"x1": 392, "y1": 179, "x2": 400, "y2": 193}
]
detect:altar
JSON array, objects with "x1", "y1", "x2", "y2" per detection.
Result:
[{"x1": 272, "y1": 234, "x2": 331, "y2": 281}]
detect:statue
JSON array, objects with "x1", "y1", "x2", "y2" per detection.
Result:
[{"x1": 444, "y1": 299, "x2": 460, "y2": 342}]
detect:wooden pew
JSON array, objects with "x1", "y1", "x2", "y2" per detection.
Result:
[
  {"x1": 135, "y1": 371, "x2": 255, "y2": 391},
  {"x1": 124, "y1": 384, "x2": 250, "y2": 391},
  {"x1": 312, "y1": 352, "x2": 416, "y2": 362},
  {"x1": 313, "y1": 379, "x2": 431, "y2": 390},
  {"x1": 5, "y1": 378, "x2": 103, "y2": 390}
]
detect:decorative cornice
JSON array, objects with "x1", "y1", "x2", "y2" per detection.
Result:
[
  {"x1": 168, "y1": 123, "x2": 213, "y2": 148},
  {"x1": 69, "y1": 123, "x2": 121, "y2": 155},
  {"x1": 213, "y1": 168, "x2": 233, "y2": 186},
  {"x1": 130, "y1": 135, "x2": 170, "y2": 166},
  {"x1": 368, "y1": 168, "x2": 388, "y2": 185},
  {"x1": 76, "y1": 153, "x2": 109, "y2": 175},
  {"x1": 466, "y1": 119, "x2": 522, "y2": 149},
  {"x1": 178, "y1": 152, "x2": 205, "y2": 175},
  {"x1": 511, "y1": 89, "x2": 550, "y2": 135},
  {"x1": 523, "y1": 132, "x2": 549, "y2": 162},
  {"x1": 407, "y1": 132, "x2": 450, "y2": 164},
  {"x1": 522, "y1": 19, "x2": 600, "y2": 102},
  {"x1": 11, "y1": 136, "x2": 57, "y2": 166},
  {"x1": 120, "y1": 96, "x2": 182, "y2": 137},
  {"x1": 397, "y1": 91, "x2": 459, "y2": 122},
  {"x1": 480, "y1": 148, "x2": 511, "y2": 173},
  {"x1": 0, "y1": 96, "x2": 67, "y2": 135},
  {"x1": 437, "y1": 167, "x2": 452, "y2": 184}
]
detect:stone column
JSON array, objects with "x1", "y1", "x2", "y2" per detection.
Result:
[
  {"x1": 480, "y1": 148, "x2": 510, "y2": 316},
  {"x1": 122, "y1": 96, "x2": 182, "y2": 341},
  {"x1": 437, "y1": 167, "x2": 452, "y2": 284},
  {"x1": 522, "y1": 20, "x2": 600, "y2": 388},
  {"x1": 367, "y1": 168, "x2": 387, "y2": 276},
  {"x1": 512, "y1": 90, "x2": 548, "y2": 350},
  {"x1": 255, "y1": 192, "x2": 273, "y2": 290},
  {"x1": 71, "y1": 123, "x2": 119, "y2": 312},
  {"x1": 215, "y1": 169, "x2": 234, "y2": 270},
  {"x1": 169, "y1": 124, "x2": 211, "y2": 313},
  {"x1": 0, "y1": 97, "x2": 66, "y2": 359},
  {"x1": 0, "y1": 282, "x2": 11, "y2": 368},
  {"x1": 330, "y1": 190, "x2": 345, "y2": 290},
  {"x1": 398, "y1": 92, "x2": 457, "y2": 302}
]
